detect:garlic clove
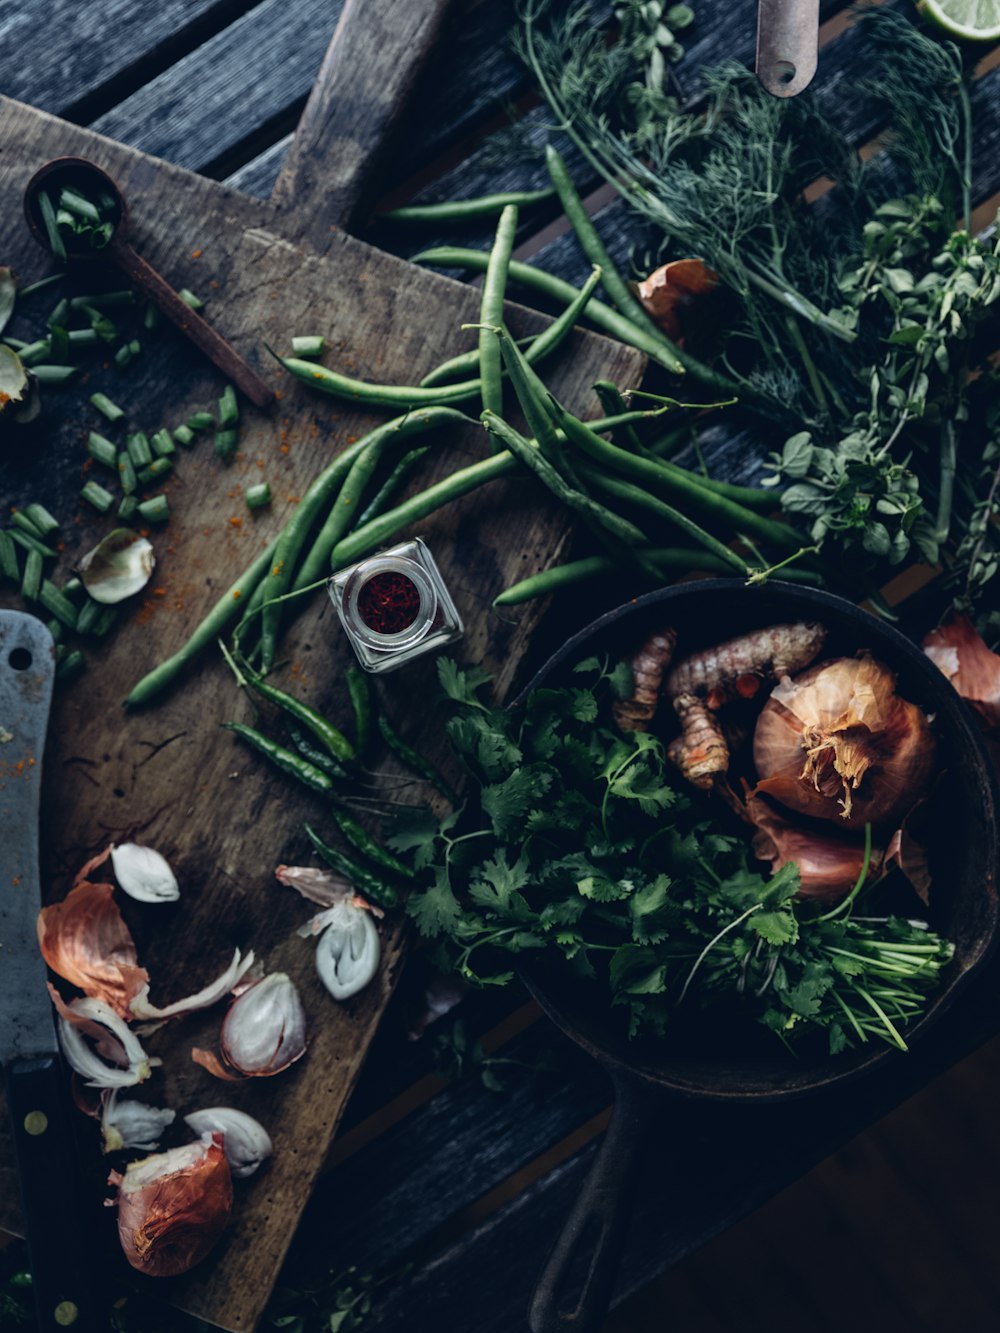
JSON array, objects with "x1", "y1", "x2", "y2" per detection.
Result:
[
  {"x1": 130, "y1": 948, "x2": 255, "y2": 1021},
  {"x1": 38, "y1": 879, "x2": 149, "y2": 1019},
  {"x1": 109, "y1": 1133, "x2": 233, "y2": 1277},
  {"x1": 218, "y1": 973, "x2": 308, "y2": 1077},
  {"x1": 101, "y1": 1088, "x2": 176, "y2": 1154},
  {"x1": 183, "y1": 1107, "x2": 273, "y2": 1179},
  {"x1": 310, "y1": 902, "x2": 381, "y2": 1000},
  {"x1": 78, "y1": 528, "x2": 155, "y2": 605},
  {"x1": 110, "y1": 843, "x2": 179, "y2": 904}
]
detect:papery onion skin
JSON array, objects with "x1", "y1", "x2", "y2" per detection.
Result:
[
  {"x1": 923, "y1": 612, "x2": 1000, "y2": 736},
  {"x1": 746, "y1": 795, "x2": 873, "y2": 901},
  {"x1": 37, "y1": 880, "x2": 149, "y2": 1018},
  {"x1": 752, "y1": 655, "x2": 935, "y2": 830},
  {"x1": 110, "y1": 1134, "x2": 232, "y2": 1277},
  {"x1": 184, "y1": 1108, "x2": 273, "y2": 1179}
]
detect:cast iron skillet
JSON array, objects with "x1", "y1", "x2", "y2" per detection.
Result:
[{"x1": 512, "y1": 580, "x2": 1000, "y2": 1333}]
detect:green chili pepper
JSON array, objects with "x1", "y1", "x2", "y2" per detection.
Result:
[
  {"x1": 377, "y1": 712, "x2": 459, "y2": 805},
  {"x1": 328, "y1": 804, "x2": 414, "y2": 879},
  {"x1": 304, "y1": 823, "x2": 400, "y2": 910},
  {"x1": 288, "y1": 727, "x2": 352, "y2": 781},
  {"x1": 346, "y1": 667, "x2": 373, "y2": 757},
  {"x1": 224, "y1": 722, "x2": 335, "y2": 796},
  {"x1": 245, "y1": 672, "x2": 356, "y2": 765}
]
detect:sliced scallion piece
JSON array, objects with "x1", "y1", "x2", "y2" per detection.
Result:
[
  {"x1": 10, "y1": 529, "x2": 57, "y2": 560},
  {"x1": 245, "y1": 482, "x2": 272, "y2": 511},
  {"x1": 291, "y1": 336, "x2": 325, "y2": 358},
  {"x1": 138, "y1": 458, "x2": 172, "y2": 485},
  {"x1": 114, "y1": 343, "x2": 134, "y2": 370},
  {"x1": 214, "y1": 428, "x2": 238, "y2": 459},
  {"x1": 11, "y1": 511, "x2": 44, "y2": 542},
  {"x1": 179, "y1": 288, "x2": 204, "y2": 311},
  {"x1": 30, "y1": 365, "x2": 77, "y2": 384},
  {"x1": 126, "y1": 432, "x2": 152, "y2": 468},
  {"x1": 39, "y1": 580, "x2": 79, "y2": 630},
  {"x1": 187, "y1": 411, "x2": 214, "y2": 431},
  {"x1": 137, "y1": 495, "x2": 169, "y2": 524},
  {"x1": 118, "y1": 451, "x2": 137, "y2": 494},
  {"x1": 56, "y1": 648, "x2": 86, "y2": 682},
  {"x1": 23, "y1": 503, "x2": 59, "y2": 537},
  {"x1": 88, "y1": 432, "x2": 118, "y2": 470},
  {"x1": 47, "y1": 298, "x2": 70, "y2": 329},
  {"x1": 91, "y1": 392, "x2": 125, "y2": 423},
  {"x1": 37, "y1": 189, "x2": 66, "y2": 262},
  {"x1": 0, "y1": 531, "x2": 19, "y2": 582},
  {"x1": 18, "y1": 339, "x2": 51, "y2": 366},
  {"x1": 218, "y1": 385, "x2": 239, "y2": 426},
  {"x1": 71, "y1": 292, "x2": 134, "y2": 310},
  {"x1": 21, "y1": 549, "x2": 42, "y2": 602},
  {"x1": 117, "y1": 494, "x2": 138, "y2": 521},
  {"x1": 151, "y1": 429, "x2": 176, "y2": 457},
  {"x1": 173, "y1": 424, "x2": 195, "y2": 447},
  {"x1": 81, "y1": 480, "x2": 114, "y2": 514}
]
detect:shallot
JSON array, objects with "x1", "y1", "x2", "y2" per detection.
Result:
[
  {"x1": 184, "y1": 1108, "x2": 273, "y2": 1179},
  {"x1": 753, "y1": 655, "x2": 934, "y2": 829},
  {"x1": 108, "y1": 1133, "x2": 232, "y2": 1277},
  {"x1": 300, "y1": 902, "x2": 381, "y2": 1000},
  {"x1": 78, "y1": 529, "x2": 154, "y2": 604},
  {"x1": 192, "y1": 972, "x2": 307, "y2": 1079},
  {"x1": 110, "y1": 843, "x2": 179, "y2": 904},
  {"x1": 101, "y1": 1089, "x2": 175, "y2": 1154}
]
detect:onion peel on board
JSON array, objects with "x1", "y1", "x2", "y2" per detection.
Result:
[
  {"x1": 38, "y1": 879, "x2": 149, "y2": 1018},
  {"x1": 923, "y1": 611, "x2": 1000, "y2": 737},
  {"x1": 636, "y1": 258, "x2": 720, "y2": 343}
]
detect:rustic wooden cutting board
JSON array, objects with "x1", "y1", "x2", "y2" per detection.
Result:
[{"x1": 0, "y1": 5, "x2": 646, "y2": 1329}]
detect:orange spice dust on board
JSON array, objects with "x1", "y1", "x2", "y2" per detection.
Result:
[
  {"x1": 191, "y1": 248, "x2": 203, "y2": 259},
  {"x1": 229, "y1": 517, "x2": 242, "y2": 528}
]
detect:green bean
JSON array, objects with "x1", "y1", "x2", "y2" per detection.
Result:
[
  {"x1": 21, "y1": 549, "x2": 42, "y2": 602},
  {"x1": 481, "y1": 411, "x2": 649, "y2": 553},
  {"x1": 224, "y1": 723, "x2": 335, "y2": 796},
  {"x1": 354, "y1": 446, "x2": 431, "y2": 528},
  {"x1": 420, "y1": 337, "x2": 534, "y2": 388},
  {"x1": 579, "y1": 464, "x2": 747, "y2": 573},
  {"x1": 545, "y1": 145, "x2": 683, "y2": 371},
  {"x1": 125, "y1": 538, "x2": 278, "y2": 707},
  {"x1": 384, "y1": 187, "x2": 556, "y2": 224},
  {"x1": 39, "y1": 580, "x2": 79, "y2": 630},
  {"x1": 288, "y1": 727, "x2": 352, "y2": 781},
  {"x1": 480, "y1": 204, "x2": 519, "y2": 424},
  {"x1": 412, "y1": 248, "x2": 742, "y2": 397},
  {"x1": 0, "y1": 531, "x2": 20, "y2": 582},
  {"x1": 280, "y1": 354, "x2": 482, "y2": 410},
  {"x1": 554, "y1": 407, "x2": 803, "y2": 553},
  {"x1": 346, "y1": 667, "x2": 373, "y2": 757},
  {"x1": 592, "y1": 380, "x2": 645, "y2": 453},
  {"x1": 37, "y1": 189, "x2": 66, "y2": 262},
  {"x1": 329, "y1": 803, "x2": 414, "y2": 879},
  {"x1": 377, "y1": 712, "x2": 459, "y2": 805},
  {"x1": 494, "y1": 322, "x2": 582, "y2": 486},
  {"x1": 296, "y1": 433, "x2": 382, "y2": 600},
  {"x1": 244, "y1": 672, "x2": 355, "y2": 764},
  {"x1": 292, "y1": 407, "x2": 469, "y2": 595},
  {"x1": 333, "y1": 453, "x2": 519, "y2": 568},
  {"x1": 303, "y1": 823, "x2": 399, "y2": 910}
]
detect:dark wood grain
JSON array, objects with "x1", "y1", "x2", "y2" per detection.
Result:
[{"x1": 272, "y1": 0, "x2": 459, "y2": 241}]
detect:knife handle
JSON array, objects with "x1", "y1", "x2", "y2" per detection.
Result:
[{"x1": 6, "y1": 1054, "x2": 100, "y2": 1333}]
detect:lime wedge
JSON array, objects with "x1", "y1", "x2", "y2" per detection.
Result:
[{"x1": 917, "y1": 0, "x2": 1000, "y2": 41}]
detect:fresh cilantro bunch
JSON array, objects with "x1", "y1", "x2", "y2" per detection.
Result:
[{"x1": 397, "y1": 660, "x2": 953, "y2": 1055}]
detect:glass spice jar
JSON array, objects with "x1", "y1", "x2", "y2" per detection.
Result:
[{"x1": 328, "y1": 538, "x2": 463, "y2": 673}]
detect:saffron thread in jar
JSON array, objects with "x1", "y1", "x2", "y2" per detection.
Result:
[{"x1": 356, "y1": 570, "x2": 421, "y2": 634}]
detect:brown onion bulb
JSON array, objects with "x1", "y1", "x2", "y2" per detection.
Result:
[
  {"x1": 746, "y1": 795, "x2": 873, "y2": 901},
  {"x1": 752, "y1": 655, "x2": 934, "y2": 830},
  {"x1": 109, "y1": 1133, "x2": 232, "y2": 1276}
]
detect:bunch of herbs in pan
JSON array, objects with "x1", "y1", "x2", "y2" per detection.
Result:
[
  {"x1": 517, "y1": 3, "x2": 1000, "y2": 611},
  {"x1": 398, "y1": 658, "x2": 953, "y2": 1055}
]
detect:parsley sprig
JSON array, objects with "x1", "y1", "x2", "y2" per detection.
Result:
[{"x1": 400, "y1": 659, "x2": 953, "y2": 1055}]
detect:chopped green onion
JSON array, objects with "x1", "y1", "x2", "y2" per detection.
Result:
[
  {"x1": 62, "y1": 577, "x2": 83, "y2": 600},
  {"x1": 114, "y1": 342, "x2": 134, "y2": 369},
  {"x1": 0, "y1": 531, "x2": 19, "y2": 582},
  {"x1": 59, "y1": 187, "x2": 101, "y2": 223},
  {"x1": 138, "y1": 458, "x2": 173, "y2": 484},
  {"x1": 291, "y1": 336, "x2": 325, "y2": 358},
  {"x1": 56, "y1": 648, "x2": 86, "y2": 682},
  {"x1": 91, "y1": 392, "x2": 125, "y2": 423},
  {"x1": 80, "y1": 480, "x2": 114, "y2": 513},
  {"x1": 47, "y1": 326, "x2": 69, "y2": 363},
  {"x1": 18, "y1": 274, "x2": 62, "y2": 299},
  {"x1": 173, "y1": 424, "x2": 195, "y2": 447},
  {"x1": 68, "y1": 328, "x2": 99, "y2": 347},
  {"x1": 117, "y1": 495, "x2": 138, "y2": 521},
  {"x1": 214, "y1": 428, "x2": 238, "y2": 459},
  {"x1": 23, "y1": 503, "x2": 59, "y2": 537},
  {"x1": 10, "y1": 529, "x2": 57, "y2": 560},
  {"x1": 218, "y1": 385, "x2": 239, "y2": 427},
  {"x1": 87, "y1": 432, "x2": 118, "y2": 470},
  {"x1": 126, "y1": 432, "x2": 152, "y2": 468},
  {"x1": 75, "y1": 598, "x2": 102, "y2": 636},
  {"x1": 137, "y1": 495, "x2": 170, "y2": 524},
  {"x1": 118, "y1": 451, "x2": 137, "y2": 494},
  {"x1": 11, "y1": 511, "x2": 45, "y2": 541},
  {"x1": 18, "y1": 339, "x2": 51, "y2": 366},
  {"x1": 143, "y1": 302, "x2": 161, "y2": 330},
  {"x1": 83, "y1": 306, "x2": 117, "y2": 343},
  {"x1": 187, "y1": 411, "x2": 214, "y2": 431},
  {"x1": 21, "y1": 549, "x2": 42, "y2": 602},
  {"x1": 245, "y1": 482, "x2": 272, "y2": 511},
  {"x1": 70, "y1": 292, "x2": 134, "y2": 310},
  {"x1": 39, "y1": 580, "x2": 79, "y2": 630},
  {"x1": 129, "y1": 339, "x2": 140, "y2": 355},
  {"x1": 47, "y1": 619, "x2": 64, "y2": 644},
  {"x1": 47, "y1": 298, "x2": 70, "y2": 329},
  {"x1": 151, "y1": 429, "x2": 176, "y2": 457},
  {"x1": 30, "y1": 365, "x2": 77, "y2": 384},
  {"x1": 179, "y1": 288, "x2": 204, "y2": 311},
  {"x1": 37, "y1": 189, "x2": 66, "y2": 262}
]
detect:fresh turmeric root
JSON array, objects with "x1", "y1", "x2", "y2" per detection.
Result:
[
  {"x1": 665, "y1": 622, "x2": 826, "y2": 708},
  {"x1": 612, "y1": 628, "x2": 678, "y2": 732},
  {"x1": 668, "y1": 693, "x2": 730, "y2": 789}
]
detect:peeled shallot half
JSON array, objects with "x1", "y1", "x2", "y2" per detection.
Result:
[{"x1": 752, "y1": 655, "x2": 935, "y2": 830}]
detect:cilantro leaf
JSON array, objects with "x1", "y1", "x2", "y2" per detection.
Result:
[
  {"x1": 610, "y1": 944, "x2": 667, "y2": 995},
  {"x1": 386, "y1": 805, "x2": 447, "y2": 870},
  {"x1": 407, "y1": 866, "x2": 465, "y2": 937},
  {"x1": 751, "y1": 910, "x2": 799, "y2": 947},
  {"x1": 437, "y1": 657, "x2": 493, "y2": 708},
  {"x1": 481, "y1": 766, "x2": 554, "y2": 839}
]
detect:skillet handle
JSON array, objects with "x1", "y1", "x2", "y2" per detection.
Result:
[
  {"x1": 529, "y1": 1074, "x2": 656, "y2": 1333},
  {"x1": 272, "y1": 0, "x2": 458, "y2": 244}
]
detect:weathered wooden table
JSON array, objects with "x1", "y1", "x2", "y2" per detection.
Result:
[{"x1": 2, "y1": 1, "x2": 1000, "y2": 1329}]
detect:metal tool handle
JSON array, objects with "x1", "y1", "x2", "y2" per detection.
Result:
[
  {"x1": 109, "y1": 234, "x2": 273, "y2": 408},
  {"x1": 528, "y1": 1074, "x2": 657, "y2": 1333},
  {"x1": 272, "y1": 0, "x2": 458, "y2": 245},
  {"x1": 5, "y1": 1056, "x2": 100, "y2": 1333},
  {"x1": 756, "y1": 0, "x2": 820, "y2": 97}
]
